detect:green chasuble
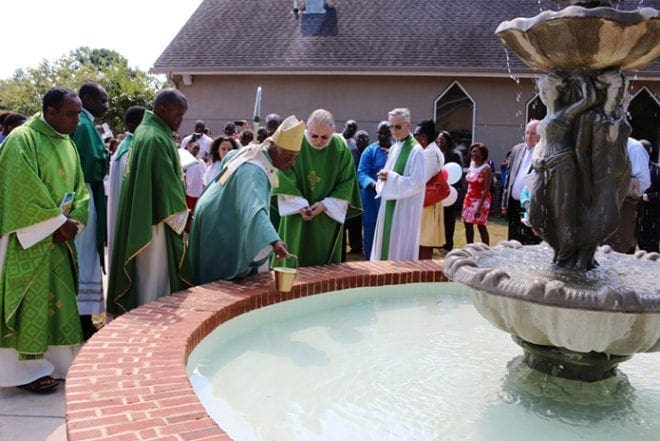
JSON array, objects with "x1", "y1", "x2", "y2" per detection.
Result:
[
  {"x1": 106, "y1": 111, "x2": 192, "y2": 316},
  {"x1": 272, "y1": 134, "x2": 362, "y2": 266},
  {"x1": 189, "y1": 147, "x2": 281, "y2": 283},
  {"x1": 71, "y1": 110, "x2": 108, "y2": 262},
  {"x1": 0, "y1": 116, "x2": 90, "y2": 358}
]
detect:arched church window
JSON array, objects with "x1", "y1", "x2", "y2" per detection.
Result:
[
  {"x1": 628, "y1": 87, "x2": 659, "y2": 161},
  {"x1": 526, "y1": 94, "x2": 546, "y2": 122},
  {"x1": 434, "y1": 81, "x2": 475, "y2": 162}
]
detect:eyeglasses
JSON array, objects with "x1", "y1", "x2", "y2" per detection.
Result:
[
  {"x1": 388, "y1": 124, "x2": 403, "y2": 130},
  {"x1": 310, "y1": 134, "x2": 331, "y2": 140}
]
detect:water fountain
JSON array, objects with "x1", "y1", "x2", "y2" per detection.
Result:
[{"x1": 445, "y1": 0, "x2": 659, "y2": 382}]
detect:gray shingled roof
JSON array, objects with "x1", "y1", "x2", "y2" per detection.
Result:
[{"x1": 153, "y1": 0, "x2": 660, "y2": 75}]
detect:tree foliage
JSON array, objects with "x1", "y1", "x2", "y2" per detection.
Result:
[{"x1": 0, "y1": 47, "x2": 164, "y2": 134}]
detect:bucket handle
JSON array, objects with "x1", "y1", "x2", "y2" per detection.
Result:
[{"x1": 276, "y1": 254, "x2": 298, "y2": 269}]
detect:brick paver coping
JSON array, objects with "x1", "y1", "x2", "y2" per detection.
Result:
[{"x1": 66, "y1": 260, "x2": 447, "y2": 440}]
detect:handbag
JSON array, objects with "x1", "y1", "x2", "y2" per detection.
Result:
[{"x1": 424, "y1": 171, "x2": 450, "y2": 207}]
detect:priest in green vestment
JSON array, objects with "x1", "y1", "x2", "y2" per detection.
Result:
[
  {"x1": 273, "y1": 109, "x2": 362, "y2": 267},
  {"x1": 189, "y1": 116, "x2": 305, "y2": 283},
  {"x1": 107, "y1": 89, "x2": 192, "y2": 317},
  {"x1": 71, "y1": 82, "x2": 109, "y2": 338},
  {"x1": 72, "y1": 82, "x2": 109, "y2": 262},
  {"x1": 0, "y1": 87, "x2": 89, "y2": 391}
]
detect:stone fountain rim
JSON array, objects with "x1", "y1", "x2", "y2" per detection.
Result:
[
  {"x1": 444, "y1": 242, "x2": 660, "y2": 314},
  {"x1": 495, "y1": 5, "x2": 658, "y2": 35}
]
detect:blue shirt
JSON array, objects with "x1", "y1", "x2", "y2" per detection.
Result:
[{"x1": 357, "y1": 141, "x2": 390, "y2": 223}]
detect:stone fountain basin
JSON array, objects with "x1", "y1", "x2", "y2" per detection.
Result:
[
  {"x1": 444, "y1": 242, "x2": 660, "y2": 356},
  {"x1": 496, "y1": 6, "x2": 660, "y2": 71}
]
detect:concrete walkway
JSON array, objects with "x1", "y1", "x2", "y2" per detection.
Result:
[
  {"x1": 0, "y1": 252, "x2": 109, "y2": 441},
  {"x1": 0, "y1": 384, "x2": 66, "y2": 440}
]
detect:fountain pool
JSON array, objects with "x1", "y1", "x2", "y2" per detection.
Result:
[{"x1": 187, "y1": 282, "x2": 659, "y2": 441}]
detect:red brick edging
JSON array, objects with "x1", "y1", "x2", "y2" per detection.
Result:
[{"x1": 66, "y1": 260, "x2": 447, "y2": 440}]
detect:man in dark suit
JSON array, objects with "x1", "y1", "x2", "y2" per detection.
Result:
[
  {"x1": 342, "y1": 120, "x2": 363, "y2": 258},
  {"x1": 501, "y1": 119, "x2": 542, "y2": 245},
  {"x1": 637, "y1": 139, "x2": 660, "y2": 252}
]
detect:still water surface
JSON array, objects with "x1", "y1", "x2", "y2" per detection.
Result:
[{"x1": 188, "y1": 283, "x2": 659, "y2": 441}]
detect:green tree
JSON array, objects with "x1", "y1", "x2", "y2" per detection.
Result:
[{"x1": 0, "y1": 47, "x2": 164, "y2": 134}]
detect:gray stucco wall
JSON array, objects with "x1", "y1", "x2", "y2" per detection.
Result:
[{"x1": 174, "y1": 74, "x2": 659, "y2": 165}]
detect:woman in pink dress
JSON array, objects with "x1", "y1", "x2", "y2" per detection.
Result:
[{"x1": 461, "y1": 143, "x2": 492, "y2": 244}]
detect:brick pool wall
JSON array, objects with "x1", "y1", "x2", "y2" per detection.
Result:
[{"x1": 66, "y1": 260, "x2": 447, "y2": 440}]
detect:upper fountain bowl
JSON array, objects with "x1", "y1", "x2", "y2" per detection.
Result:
[{"x1": 496, "y1": 6, "x2": 660, "y2": 72}]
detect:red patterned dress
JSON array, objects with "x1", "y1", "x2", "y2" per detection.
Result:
[{"x1": 461, "y1": 163, "x2": 492, "y2": 225}]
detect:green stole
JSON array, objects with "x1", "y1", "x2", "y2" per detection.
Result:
[{"x1": 380, "y1": 135, "x2": 415, "y2": 260}]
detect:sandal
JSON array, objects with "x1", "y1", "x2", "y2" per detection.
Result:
[{"x1": 16, "y1": 376, "x2": 59, "y2": 394}]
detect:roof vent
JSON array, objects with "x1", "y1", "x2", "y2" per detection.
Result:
[
  {"x1": 301, "y1": 1, "x2": 336, "y2": 36},
  {"x1": 305, "y1": 0, "x2": 326, "y2": 14}
]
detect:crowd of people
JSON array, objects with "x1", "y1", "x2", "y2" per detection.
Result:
[{"x1": 0, "y1": 83, "x2": 658, "y2": 394}]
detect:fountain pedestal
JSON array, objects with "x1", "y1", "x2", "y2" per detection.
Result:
[{"x1": 514, "y1": 337, "x2": 631, "y2": 382}]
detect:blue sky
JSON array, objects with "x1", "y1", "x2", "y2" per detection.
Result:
[{"x1": 2, "y1": 0, "x2": 203, "y2": 79}]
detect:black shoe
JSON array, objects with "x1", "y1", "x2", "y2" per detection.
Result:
[
  {"x1": 80, "y1": 315, "x2": 99, "y2": 341},
  {"x1": 17, "y1": 376, "x2": 59, "y2": 394}
]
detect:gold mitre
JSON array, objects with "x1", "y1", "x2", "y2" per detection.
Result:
[{"x1": 271, "y1": 115, "x2": 305, "y2": 152}]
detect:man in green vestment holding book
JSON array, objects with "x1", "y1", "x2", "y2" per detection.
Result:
[
  {"x1": 273, "y1": 109, "x2": 362, "y2": 267},
  {"x1": 107, "y1": 89, "x2": 192, "y2": 317},
  {"x1": 0, "y1": 87, "x2": 90, "y2": 393},
  {"x1": 189, "y1": 115, "x2": 305, "y2": 283}
]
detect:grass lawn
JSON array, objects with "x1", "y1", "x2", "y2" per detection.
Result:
[
  {"x1": 451, "y1": 214, "x2": 508, "y2": 250},
  {"x1": 346, "y1": 213, "x2": 509, "y2": 261}
]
